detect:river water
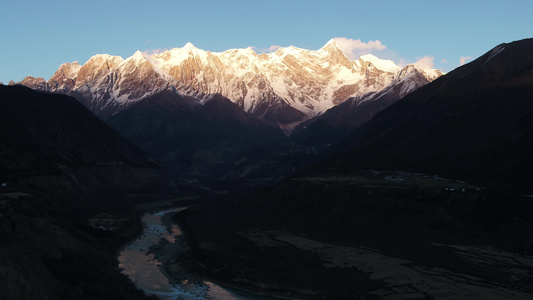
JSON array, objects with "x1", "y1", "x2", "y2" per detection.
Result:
[{"x1": 118, "y1": 208, "x2": 274, "y2": 300}]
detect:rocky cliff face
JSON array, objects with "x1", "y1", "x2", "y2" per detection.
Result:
[{"x1": 18, "y1": 40, "x2": 441, "y2": 127}]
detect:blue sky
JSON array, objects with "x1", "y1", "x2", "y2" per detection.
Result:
[{"x1": 1, "y1": 0, "x2": 532, "y2": 83}]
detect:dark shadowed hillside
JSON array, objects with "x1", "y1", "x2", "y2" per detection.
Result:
[
  {"x1": 0, "y1": 196, "x2": 154, "y2": 300},
  {"x1": 0, "y1": 85, "x2": 167, "y2": 299},
  {"x1": 0, "y1": 85, "x2": 167, "y2": 211},
  {"x1": 107, "y1": 90, "x2": 316, "y2": 186},
  {"x1": 333, "y1": 38, "x2": 533, "y2": 187},
  {"x1": 292, "y1": 65, "x2": 432, "y2": 147}
]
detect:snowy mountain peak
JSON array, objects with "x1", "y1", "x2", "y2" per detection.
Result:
[
  {"x1": 88, "y1": 54, "x2": 124, "y2": 64},
  {"x1": 57, "y1": 61, "x2": 82, "y2": 74},
  {"x1": 226, "y1": 46, "x2": 257, "y2": 57},
  {"x1": 320, "y1": 39, "x2": 344, "y2": 54},
  {"x1": 359, "y1": 54, "x2": 401, "y2": 73},
  {"x1": 129, "y1": 50, "x2": 149, "y2": 62},
  {"x1": 321, "y1": 39, "x2": 338, "y2": 49},
  {"x1": 183, "y1": 42, "x2": 198, "y2": 52},
  {"x1": 19, "y1": 40, "x2": 443, "y2": 127}
]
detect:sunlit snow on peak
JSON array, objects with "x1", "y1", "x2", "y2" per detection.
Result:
[
  {"x1": 183, "y1": 42, "x2": 199, "y2": 51},
  {"x1": 323, "y1": 38, "x2": 337, "y2": 47},
  {"x1": 359, "y1": 54, "x2": 401, "y2": 73},
  {"x1": 129, "y1": 50, "x2": 150, "y2": 62},
  {"x1": 320, "y1": 39, "x2": 340, "y2": 52},
  {"x1": 28, "y1": 39, "x2": 442, "y2": 127},
  {"x1": 85, "y1": 54, "x2": 124, "y2": 65}
]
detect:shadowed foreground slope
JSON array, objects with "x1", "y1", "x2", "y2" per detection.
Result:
[
  {"x1": 334, "y1": 38, "x2": 533, "y2": 188},
  {"x1": 0, "y1": 85, "x2": 166, "y2": 211},
  {"x1": 0, "y1": 85, "x2": 167, "y2": 299}
]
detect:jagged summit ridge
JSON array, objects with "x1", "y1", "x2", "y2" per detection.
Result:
[
  {"x1": 359, "y1": 54, "x2": 401, "y2": 73},
  {"x1": 18, "y1": 41, "x2": 442, "y2": 125}
]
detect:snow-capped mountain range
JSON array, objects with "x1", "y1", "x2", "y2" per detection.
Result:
[{"x1": 17, "y1": 39, "x2": 442, "y2": 128}]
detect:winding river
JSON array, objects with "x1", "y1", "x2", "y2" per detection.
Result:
[{"x1": 118, "y1": 208, "x2": 274, "y2": 300}]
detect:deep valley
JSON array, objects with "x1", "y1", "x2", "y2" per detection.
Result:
[{"x1": 2, "y1": 38, "x2": 533, "y2": 299}]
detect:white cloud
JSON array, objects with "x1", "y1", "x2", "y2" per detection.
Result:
[
  {"x1": 459, "y1": 56, "x2": 472, "y2": 66},
  {"x1": 414, "y1": 56, "x2": 435, "y2": 69},
  {"x1": 143, "y1": 48, "x2": 168, "y2": 56},
  {"x1": 266, "y1": 45, "x2": 282, "y2": 52},
  {"x1": 398, "y1": 58, "x2": 409, "y2": 68},
  {"x1": 441, "y1": 59, "x2": 448, "y2": 63},
  {"x1": 332, "y1": 37, "x2": 387, "y2": 60},
  {"x1": 251, "y1": 45, "x2": 283, "y2": 53}
]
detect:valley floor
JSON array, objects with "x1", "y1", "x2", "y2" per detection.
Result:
[
  {"x1": 168, "y1": 171, "x2": 533, "y2": 299},
  {"x1": 235, "y1": 229, "x2": 533, "y2": 299}
]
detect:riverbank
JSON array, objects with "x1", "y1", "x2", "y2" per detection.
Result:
[
  {"x1": 172, "y1": 204, "x2": 383, "y2": 300},
  {"x1": 118, "y1": 207, "x2": 198, "y2": 299},
  {"x1": 118, "y1": 203, "x2": 282, "y2": 300},
  {"x1": 82, "y1": 194, "x2": 206, "y2": 299},
  {"x1": 0, "y1": 194, "x2": 154, "y2": 300},
  {"x1": 157, "y1": 208, "x2": 292, "y2": 300}
]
